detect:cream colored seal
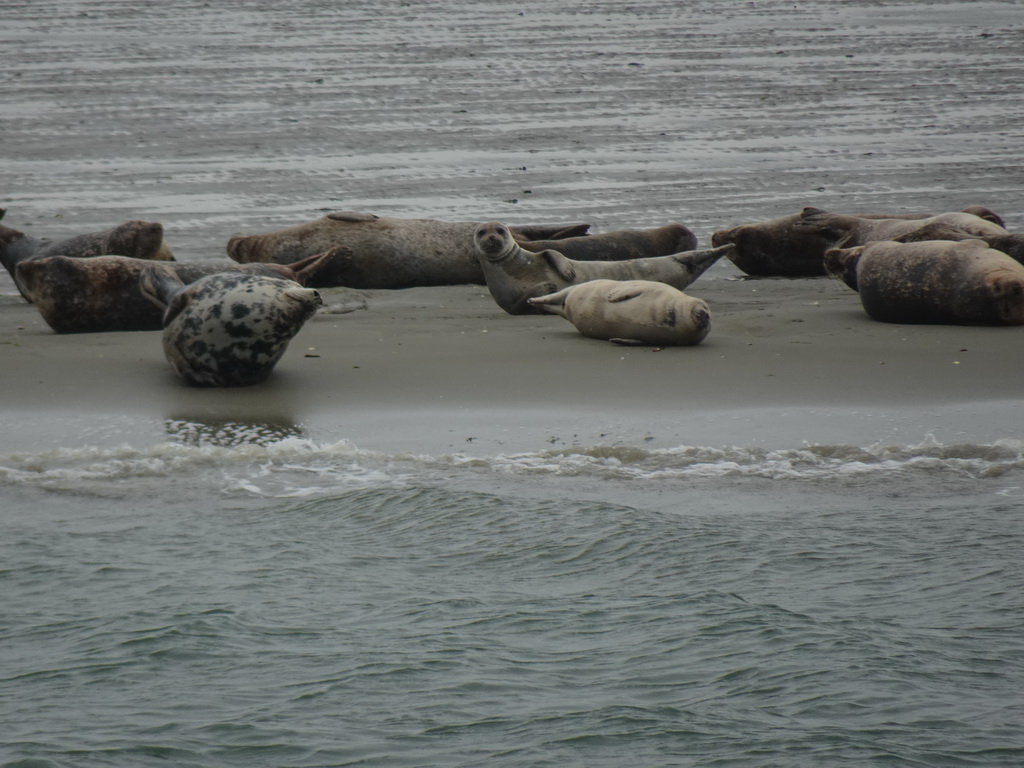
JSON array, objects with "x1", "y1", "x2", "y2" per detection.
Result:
[{"x1": 528, "y1": 279, "x2": 712, "y2": 346}]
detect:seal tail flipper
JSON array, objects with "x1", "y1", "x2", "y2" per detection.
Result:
[
  {"x1": 139, "y1": 265, "x2": 187, "y2": 322},
  {"x1": 671, "y1": 244, "x2": 733, "y2": 283},
  {"x1": 526, "y1": 286, "x2": 572, "y2": 317},
  {"x1": 508, "y1": 223, "x2": 591, "y2": 241},
  {"x1": 288, "y1": 247, "x2": 351, "y2": 286}
]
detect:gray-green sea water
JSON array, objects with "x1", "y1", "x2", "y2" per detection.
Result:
[{"x1": 2, "y1": 422, "x2": 1022, "y2": 767}]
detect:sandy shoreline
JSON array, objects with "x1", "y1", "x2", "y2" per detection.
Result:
[{"x1": 3, "y1": 264, "x2": 1021, "y2": 455}]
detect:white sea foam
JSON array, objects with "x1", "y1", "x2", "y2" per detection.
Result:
[{"x1": 2, "y1": 423, "x2": 1022, "y2": 499}]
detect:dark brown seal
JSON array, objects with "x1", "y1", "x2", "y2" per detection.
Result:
[
  {"x1": 473, "y1": 221, "x2": 729, "y2": 314},
  {"x1": 16, "y1": 251, "x2": 336, "y2": 334},
  {"x1": 0, "y1": 212, "x2": 174, "y2": 300},
  {"x1": 711, "y1": 206, "x2": 1005, "y2": 276},
  {"x1": 824, "y1": 239, "x2": 1024, "y2": 325}
]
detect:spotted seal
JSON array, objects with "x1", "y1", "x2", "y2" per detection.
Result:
[
  {"x1": 0, "y1": 211, "x2": 174, "y2": 300},
  {"x1": 17, "y1": 251, "x2": 337, "y2": 334},
  {"x1": 528, "y1": 279, "x2": 712, "y2": 346},
  {"x1": 473, "y1": 221, "x2": 730, "y2": 314},
  {"x1": 823, "y1": 239, "x2": 1024, "y2": 325},
  {"x1": 140, "y1": 271, "x2": 323, "y2": 386},
  {"x1": 711, "y1": 206, "x2": 1005, "y2": 276}
]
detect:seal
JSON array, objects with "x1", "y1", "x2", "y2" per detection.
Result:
[
  {"x1": 225, "y1": 210, "x2": 697, "y2": 289},
  {"x1": 140, "y1": 270, "x2": 323, "y2": 387},
  {"x1": 527, "y1": 279, "x2": 712, "y2": 346},
  {"x1": 18, "y1": 251, "x2": 337, "y2": 334},
  {"x1": 823, "y1": 239, "x2": 1024, "y2": 325},
  {"x1": 0, "y1": 213, "x2": 174, "y2": 300},
  {"x1": 473, "y1": 221, "x2": 731, "y2": 315},
  {"x1": 796, "y1": 207, "x2": 1008, "y2": 248},
  {"x1": 887, "y1": 222, "x2": 1024, "y2": 266},
  {"x1": 225, "y1": 211, "x2": 592, "y2": 288},
  {"x1": 711, "y1": 206, "x2": 1005, "y2": 276},
  {"x1": 516, "y1": 222, "x2": 698, "y2": 262}
]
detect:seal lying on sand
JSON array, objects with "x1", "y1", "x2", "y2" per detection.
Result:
[
  {"x1": 797, "y1": 207, "x2": 1008, "y2": 247},
  {"x1": 528, "y1": 279, "x2": 712, "y2": 346},
  {"x1": 18, "y1": 252, "x2": 335, "y2": 334},
  {"x1": 0, "y1": 211, "x2": 174, "y2": 299},
  {"x1": 711, "y1": 206, "x2": 1005, "y2": 276},
  {"x1": 141, "y1": 271, "x2": 323, "y2": 387},
  {"x1": 823, "y1": 239, "x2": 1024, "y2": 325},
  {"x1": 225, "y1": 210, "x2": 697, "y2": 289},
  {"x1": 886, "y1": 222, "x2": 1024, "y2": 265},
  {"x1": 225, "y1": 211, "x2": 591, "y2": 288},
  {"x1": 473, "y1": 221, "x2": 730, "y2": 314}
]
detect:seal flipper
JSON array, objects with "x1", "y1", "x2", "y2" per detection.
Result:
[
  {"x1": 288, "y1": 247, "x2": 351, "y2": 286},
  {"x1": 526, "y1": 286, "x2": 572, "y2": 317},
  {"x1": 139, "y1": 266, "x2": 188, "y2": 324},
  {"x1": 606, "y1": 285, "x2": 645, "y2": 303},
  {"x1": 326, "y1": 211, "x2": 379, "y2": 222},
  {"x1": 609, "y1": 338, "x2": 648, "y2": 346},
  {"x1": 509, "y1": 223, "x2": 590, "y2": 241},
  {"x1": 538, "y1": 250, "x2": 578, "y2": 283}
]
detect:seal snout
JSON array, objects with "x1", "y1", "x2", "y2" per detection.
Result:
[{"x1": 474, "y1": 222, "x2": 513, "y2": 258}]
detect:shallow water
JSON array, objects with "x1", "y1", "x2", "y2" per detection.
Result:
[{"x1": 3, "y1": 424, "x2": 1024, "y2": 767}]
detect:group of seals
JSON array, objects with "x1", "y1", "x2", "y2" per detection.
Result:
[
  {"x1": 472, "y1": 221, "x2": 731, "y2": 315},
  {"x1": 0, "y1": 211, "x2": 173, "y2": 299},
  {"x1": 17, "y1": 251, "x2": 337, "y2": 334},
  {"x1": 6, "y1": 200, "x2": 1024, "y2": 388},
  {"x1": 711, "y1": 205, "x2": 1007, "y2": 277},
  {"x1": 140, "y1": 271, "x2": 323, "y2": 387},
  {"x1": 225, "y1": 210, "x2": 699, "y2": 289}
]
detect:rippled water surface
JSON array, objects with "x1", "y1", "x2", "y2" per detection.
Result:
[{"x1": 3, "y1": 429, "x2": 1024, "y2": 767}]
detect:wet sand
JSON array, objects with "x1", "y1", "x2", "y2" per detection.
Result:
[{"x1": 2, "y1": 0, "x2": 1022, "y2": 454}]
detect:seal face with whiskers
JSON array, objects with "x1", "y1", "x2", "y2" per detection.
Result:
[{"x1": 141, "y1": 271, "x2": 322, "y2": 386}]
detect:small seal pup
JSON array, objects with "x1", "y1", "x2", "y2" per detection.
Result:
[
  {"x1": 225, "y1": 210, "x2": 591, "y2": 288},
  {"x1": 17, "y1": 251, "x2": 336, "y2": 334},
  {"x1": 0, "y1": 213, "x2": 174, "y2": 299},
  {"x1": 140, "y1": 271, "x2": 323, "y2": 386},
  {"x1": 528, "y1": 279, "x2": 712, "y2": 346},
  {"x1": 823, "y1": 239, "x2": 1024, "y2": 325},
  {"x1": 711, "y1": 206, "x2": 1005, "y2": 277},
  {"x1": 473, "y1": 221, "x2": 731, "y2": 315}
]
